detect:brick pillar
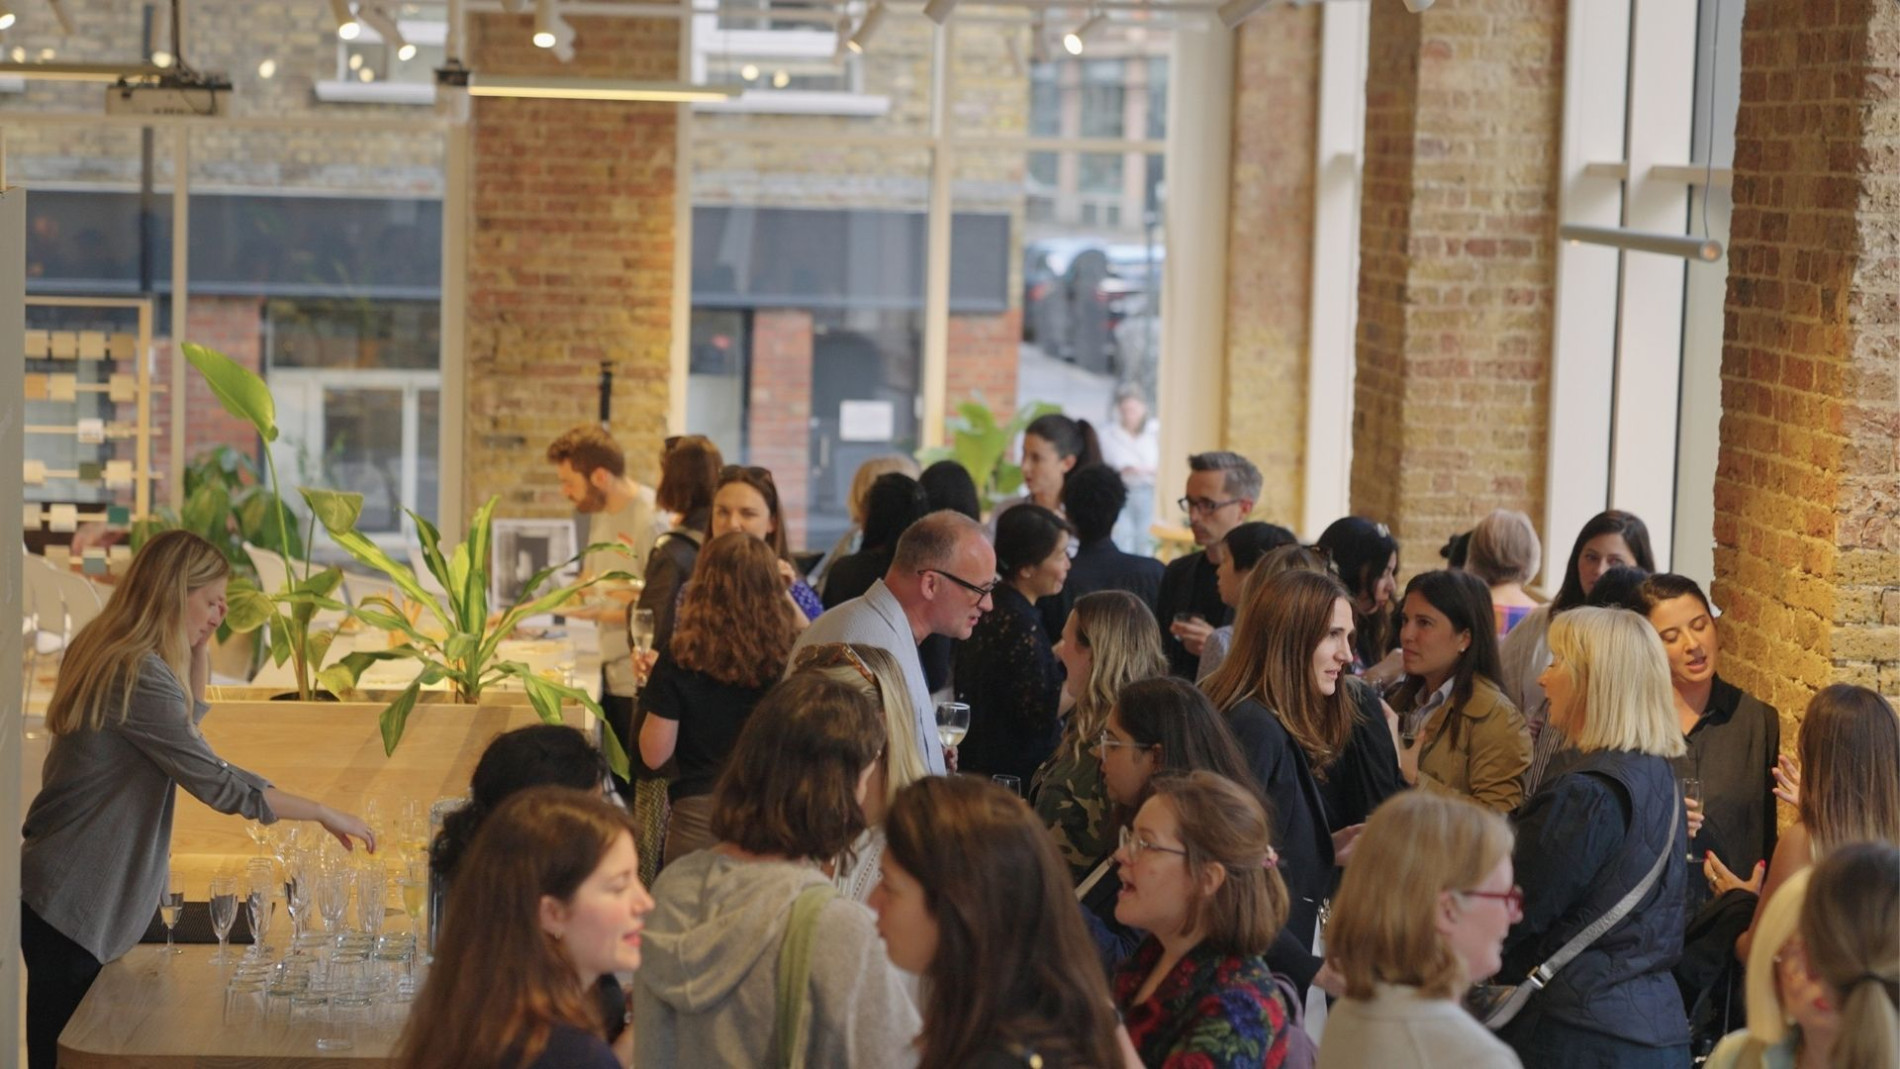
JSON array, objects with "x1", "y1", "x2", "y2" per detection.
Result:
[
  {"x1": 463, "y1": 14, "x2": 679, "y2": 517},
  {"x1": 1224, "y1": 3, "x2": 1320, "y2": 529},
  {"x1": 1348, "y1": 0, "x2": 1563, "y2": 569},
  {"x1": 152, "y1": 296, "x2": 269, "y2": 481},
  {"x1": 1711, "y1": 0, "x2": 1899, "y2": 711},
  {"x1": 947, "y1": 310, "x2": 1020, "y2": 418},
  {"x1": 749, "y1": 309, "x2": 813, "y2": 548}
]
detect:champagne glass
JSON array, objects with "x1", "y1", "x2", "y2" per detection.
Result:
[
  {"x1": 1681, "y1": 777, "x2": 1704, "y2": 862},
  {"x1": 354, "y1": 866, "x2": 386, "y2": 940},
  {"x1": 244, "y1": 859, "x2": 277, "y2": 958},
  {"x1": 244, "y1": 820, "x2": 271, "y2": 858},
  {"x1": 935, "y1": 701, "x2": 971, "y2": 750},
  {"x1": 396, "y1": 859, "x2": 427, "y2": 937},
  {"x1": 159, "y1": 871, "x2": 186, "y2": 957},
  {"x1": 317, "y1": 864, "x2": 351, "y2": 946},
  {"x1": 284, "y1": 853, "x2": 314, "y2": 943},
  {"x1": 209, "y1": 875, "x2": 240, "y2": 963}
]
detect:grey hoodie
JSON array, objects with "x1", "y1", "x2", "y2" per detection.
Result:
[{"x1": 633, "y1": 850, "x2": 921, "y2": 1068}]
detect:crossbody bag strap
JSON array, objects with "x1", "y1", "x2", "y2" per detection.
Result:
[
  {"x1": 1522, "y1": 783, "x2": 1679, "y2": 992},
  {"x1": 773, "y1": 883, "x2": 838, "y2": 1069}
]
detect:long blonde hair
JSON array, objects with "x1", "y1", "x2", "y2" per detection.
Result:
[
  {"x1": 1544, "y1": 607, "x2": 1685, "y2": 758},
  {"x1": 790, "y1": 642, "x2": 926, "y2": 805},
  {"x1": 1056, "y1": 591, "x2": 1166, "y2": 765},
  {"x1": 46, "y1": 530, "x2": 228, "y2": 735},
  {"x1": 1800, "y1": 842, "x2": 1899, "y2": 1069},
  {"x1": 1740, "y1": 868, "x2": 1811, "y2": 1047},
  {"x1": 1327, "y1": 792, "x2": 1515, "y2": 1000}
]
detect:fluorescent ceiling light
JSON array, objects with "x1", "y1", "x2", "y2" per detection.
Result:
[
  {"x1": 330, "y1": 0, "x2": 361, "y2": 39},
  {"x1": 359, "y1": 6, "x2": 416, "y2": 61},
  {"x1": 1062, "y1": 12, "x2": 1104, "y2": 55},
  {"x1": 0, "y1": 61, "x2": 169, "y2": 81},
  {"x1": 1217, "y1": 0, "x2": 1276, "y2": 29},
  {"x1": 1559, "y1": 223, "x2": 1723, "y2": 263},
  {"x1": 922, "y1": 0, "x2": 958, "y2": 25},
  {"x1": 846, "y1": 2, "x2": 885, "y2": 54},
  {"x1": 464, "y1": 74, "x2": 740, "y2": 102}
]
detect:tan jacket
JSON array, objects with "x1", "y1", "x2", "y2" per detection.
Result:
[{"x1": 1416, "y1": 675, "x2": 1530, "y2": 812}]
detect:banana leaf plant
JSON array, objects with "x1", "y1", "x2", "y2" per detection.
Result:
[
  {"x1": 304, "y1": 488, "x2": 638, "y2": 780},
  {"x1": 179, "y1": 343, "x2": 346, "y2": 700},
  {"x1": 916, "y1": 397, "x2": 1061, "y2": 515}
]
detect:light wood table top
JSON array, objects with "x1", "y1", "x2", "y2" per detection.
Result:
[{"x1": 60, "y1": 945, "x2": 401, "y2": 1067}]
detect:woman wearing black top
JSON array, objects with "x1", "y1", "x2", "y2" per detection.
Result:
[
  {"x1": 954, "y1": 504, "x2": 1072, "y2": 782},
  {"x1": 1315, "y1": 516, "x2": 1401, "y2": 680},
  {"x1": 822, "y1": 472, "x2": 931, "y2": 609},
  {"x1": 640, "y1": 532, "x2": 799, "y2": 866},
  {"x1": 1201, "y1": 567, "x2": 1406, "y2": 995}
]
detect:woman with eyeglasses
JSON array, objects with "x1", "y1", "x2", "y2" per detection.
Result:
[
  {"x1": 1033, "y1": 591, "x2": 1169, "y2": 881},
  {"x1": 1499, "y1": 607, "x2": 1689, "y2": 1067},
  {"x1": 1085, "y1": 677, "x2": 1258, "y2": 968},
  {"x1": 639, "y1": 532, "x2": 799, "y2": 866},
  {"x1": 710, "y1": 464, "x2": 824, "y2": 621},
  {"x1": 789, "y1": 642, "x2": 928, "y2": 902},
  {"x1": 954, "y1": 503, "x2": 1074, "y2": 783},
  {"x1": 1112, "y1": 771, "x2": 1307, "y2": 1068},
  {"x1": 1318, "y1": 791, "x2": 1524, "y2": 1069}
]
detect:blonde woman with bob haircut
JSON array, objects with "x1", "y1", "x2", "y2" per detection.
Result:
[
  {"x1": 20, "y1": 531, "x2": 374, "y2": 1069},
  {"x1": 789, "y1": 641, "x2": 927, "y2": 901},
  {"x1": 1319, "y1": 792, "x2": 1523, "y2": 1068},
  {"x1": 1033, "y1": 589, "x2": 1169, "y2": 880},
  {"x1": 1495, "y1": 607, "x2": 1690, "y2": 1068}
]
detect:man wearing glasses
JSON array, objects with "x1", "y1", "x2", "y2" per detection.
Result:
[
  {"x1": 792, "y1": 509, "x2": 996, "y2": 775},
  {"x1": 1155, "y1": 451, "x2": 1262, "y2": 678}
]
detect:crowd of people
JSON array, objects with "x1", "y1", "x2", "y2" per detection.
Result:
[{"x1": 17, "y1": 421, "x2": 1898, "y2": 1069}]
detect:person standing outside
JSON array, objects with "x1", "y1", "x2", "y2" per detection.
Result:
[
  {"x1": 1154, "y1": 451, "x2": 1260, "y2": 678},
  {"x1": 1099, "y1": 385, "x2": 1160, "y2": 554}
]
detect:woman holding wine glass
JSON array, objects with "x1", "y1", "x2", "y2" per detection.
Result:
[{"x1": 19, "y1": 531, "x2": 374, "y2": 1069}]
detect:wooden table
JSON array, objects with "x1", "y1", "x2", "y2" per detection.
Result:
[{"x1": 59, "y1": 946, "x2": 401, "y2": 1067}]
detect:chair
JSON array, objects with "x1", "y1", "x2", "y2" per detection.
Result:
[{"x1": 21, "y1": 550, "x2": 106, "y2": 713}]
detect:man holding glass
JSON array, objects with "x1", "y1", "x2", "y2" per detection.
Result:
[
  {"x1": 792, "y1": 510, "x2": 995, "y2": 775},
  {"x1": 1154, "y1": 451, "x2": 1261, "y2": 678}
]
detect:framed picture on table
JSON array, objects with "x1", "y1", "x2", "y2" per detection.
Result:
[{"x1": 490, "y1": 519, "x2": 579, "y2": 607}]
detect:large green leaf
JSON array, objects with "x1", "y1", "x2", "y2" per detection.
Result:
[
  {"x1": 513, "y1": 668, "x2": 629, "y2": 780},
  {"x1": 458, "y1": 497, "x2": 498, "y2": 634},
  {"x1": 298, "y1": 487, "x2": 364, "y2": 535},
  {"x1": 180, "y1": 482, "x2": 231, "y2": 539},
  {"x1": 378, "y1": 682, "x2": 424, "y2": 756},
  {"x1": 182, "y1": 342, "x2": 278, "y2": 443},
  {"x1": 223, "y1": 582, "x2": 275, "y2": 633}
]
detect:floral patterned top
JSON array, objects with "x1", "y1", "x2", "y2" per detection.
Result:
[{"x1": 1114, "y1": 938, "x2": 1293, "y2": 1069}]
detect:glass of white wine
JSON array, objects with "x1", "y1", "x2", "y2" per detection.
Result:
[
  {"x1": 935, "y1": 702, "x2": 971, "y2": 751},
  {"x1": 159, "y1": 870, "x2": 186, "y2": 957}
]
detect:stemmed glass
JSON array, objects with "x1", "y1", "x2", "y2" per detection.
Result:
[
  {"x1": 284, "y1": 853, "x2": 314, "y2": 945},
  {"x1": 317, "y1": 863, "x2": 352, "y2": 947},
  {"x1": 244, "y1": 858, "x2": 277, "y2": 958},
  {"x1": 354, "y1": 865, "x2": 386, "y2": 941},
  {"x1": 935, "y1": 702, "x2": 971, "y2": 750},
  {"x1": 208, "y1": 875, "x2": 240, "y2": 963},
  {"x1": 158, "y1": 870, "x2": 186, "y2": 957},
  {"x1": 396, "y1": 859, "x2": 427, "y2": 937}
]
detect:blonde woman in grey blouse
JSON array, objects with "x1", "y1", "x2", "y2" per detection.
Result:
[{"x1": 20, "y1": 531, "x2": 374, "y2": 1069}]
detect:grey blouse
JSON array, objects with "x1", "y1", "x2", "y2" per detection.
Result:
[{"x1": 22, "y1": 653, "x2": 276, "y2": 962}]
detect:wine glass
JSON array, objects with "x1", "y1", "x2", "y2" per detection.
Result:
[
  {"x1": 396, "y1": 859, "x2": 427, "y2": 937},
  {"x1": 317, "y1": 864, "x2": 352, "y2": 946},
  {"x1": 1681, "y1": 777, "x2": 1704, "y2": 862},
  {"x1": 244, "y1": 859, "x2": 277, "y2": 958},
  {"x1": 935, "y1": 701, "x2": 971, "y2": 750},
  {"x1": 991, "y1": 774, "x2": 1023, "y2": 797},
  {"x1": 284, "y1": 853, "x2": 314, "y2": 943},
  {"x1": 159, "y1": 871, "x2": 186, "y2": 957},
  {"x1": 244, "y1": 820, "x2": 271, "y2": 858},
  {"x1": 209, "y1": 876, "x2": 240, "y2": 963},
  {"x1": 354, "y1": 865, "x2": 386, "y2": 941}
]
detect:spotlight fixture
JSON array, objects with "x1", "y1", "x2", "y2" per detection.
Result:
[
  {"x1": 532, "y1": 0, "x2": 557, "y2": 47},
  {"x1": 359, "y1": 5, "x2": 416, "y2": 61},
  {"x1": 47, "y1": 0, "x2": 74, "y2": 36},
  {"x1": 846, "y1": 2, "x2": 885, "y2": 54},
  {"x1": 1217, "y1": 0, "x2": 1276, "y2": 29},
  {"x1": 1062, "y1": 12, "x2": 1104, "y2": 55},
  {"x1": 0, "y1": 3, "x2": 16, "y2": 31},
  {"x1": 921, "y1": 0, "x2": 958, "y2": 26},
  {"x1": 258, "y1": 58, "x2": 277, "y2": 79},
  {"x1": 1558, "y1": 223, "x2": 1723, "y2": 263},
  {"x1": 329, "y1": 0, "x2": 361, "y2": 40},
  {"x1": 771, "y1": 69, "x2": 789, "y2": 89}
]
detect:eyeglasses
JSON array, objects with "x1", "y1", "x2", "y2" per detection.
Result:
[
  {"x1": 1459, "y1": 885, "x2": 1525, "y2": 917},
  {"x1": 1119, "y1": 824, "x2": 1188, "y2": 862},
  {"x1": 1095, "y1": 730, "x2": 1151, "y2": 754},
  {"x1": 1177, "y1": 496, "x2": 1244, "y2": 517},
  {"x1": 919, "y1": 568, "x2": 998, "y2": 601}
]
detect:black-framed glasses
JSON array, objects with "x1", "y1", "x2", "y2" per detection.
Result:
[
  {"x1": 1459, "y1": 885, "x2": 1525, "y2": 916},
  {"x1": 1118, "y1": 825, "x2": 1189, "y2": 862},
  {"x1": 918, "y1": 568, "x2": 998, "y2": 601},
  {"x1": 1177, "y1": 496, "x2": 1244, "y2": 517}
]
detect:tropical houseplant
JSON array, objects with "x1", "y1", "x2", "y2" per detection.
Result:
[{"x1": 917, "y1": 397, "x2": 1061, "y2": 515}]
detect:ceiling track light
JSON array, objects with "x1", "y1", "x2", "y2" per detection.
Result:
[
  {"x1": 358, "y1": 5, "x2": 415, "y2": 61},
  {"x1": 1062, "y1": 11, "x2": 1104, "y2": 55},
  {"x1": 46, "y1": 0, "x2": 74, "y2": 35},
  {"x1": 846, "y1": 2, "x2": 884, "y2": 55},
  {"x1": 0, "y1": 2, "x2": 16, "y2": 31},
  {"x1": 329, "y1": 0, "x2": 361, "y2": 40},
  {"x1": 532, "y1": 0, "x2": 556, "y2": 46},
  {"x1": 921, "y1": 0, "x2": 958, "y2": 26}
]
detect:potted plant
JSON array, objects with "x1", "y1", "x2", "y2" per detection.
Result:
[
  {"x1": 917, "y1": 397, "x2": 1061, "y2": 515},
  {"x1": 302, "y1": 488, "x2": 637, "y2": 779}
]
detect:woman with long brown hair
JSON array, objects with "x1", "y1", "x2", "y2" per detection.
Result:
[
  {"x1": 397, "y1": 787, "x2": 653, "y2": 1069},
  {"x1": 19, "y1": 531, "x2": 373, "y2": 1069},
  {"x1": 639, "y1": 531, "x2": 800, "y2": 864},
  {"x1": 873, "y1": 776, "x2": 1124, "y2": 1068},
  {"x1": 1033, "y1": 590, "x2": 1169, "y2": 880}
]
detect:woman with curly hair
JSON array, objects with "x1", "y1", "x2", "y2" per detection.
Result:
[{"x1": 639, "y1": 531, "x2": 801, "y2": 865}]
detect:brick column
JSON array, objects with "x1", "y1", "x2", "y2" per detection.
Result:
[
  {"x1": 462, "y1": 14, "x2": 679, "y2": 516},
  {"x1": 947, "y1": 311, "x2": 1020, "y2": 418},
  {"x1": 1711, "y1": 0, "x2": 1899, "y2": 711},
  {"x1": 749, "y1": 309, "x2": 813, "y2": 547},
  {"x1": 1224, "y1": 3, "x2": 1320, "y2": 529},
  {"x1": 1348, "y1": 0, "x2": 1563, "y2": 569},
  {"x1": 151, "y1": 297, "x2": 269, "y2": 481}
]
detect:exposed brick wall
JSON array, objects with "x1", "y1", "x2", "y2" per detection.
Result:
[
  {"x1": 1349, "y1": 0, "x2": 1562, "y2": 575},
  {"x1": 749, "y1": 309, "x2": 814, "y2": 547},
  {"x1": 462, "y1": 13, "x2": 679, "y2": 518},
  {"x1": 948, "y1": 310, "x2": 1021, "y2": 419},
  {"x1": 152, "y1": 296, "x2": 270, "y2": 482},
  {"x1": 1224, "y1": 4, "x2": 1320, "y2": 531},
  {"x1": 1711, "y1": 0, "x2": 1900, "y2": 713}
]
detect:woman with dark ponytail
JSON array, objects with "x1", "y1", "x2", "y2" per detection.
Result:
[{"x1": 996, "y1": 413, "x2": 1105, "y2": 526}]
